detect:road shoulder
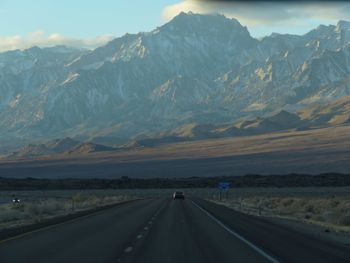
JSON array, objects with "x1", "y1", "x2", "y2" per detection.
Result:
[{"x1": 0, "y1": 199, "x2": 138, "y2": 243}]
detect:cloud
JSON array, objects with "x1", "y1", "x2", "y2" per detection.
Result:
[
  {"x1": 0, "y1": 31, "x2": 114, "y2": 52},
  {"x1": 163, "y1": 1, "x2": 350, "y2": 36}
]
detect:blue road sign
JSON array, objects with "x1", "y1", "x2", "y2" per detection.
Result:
[{"x1": 218, "y1": 182, "x2": 230, "y2": 190}]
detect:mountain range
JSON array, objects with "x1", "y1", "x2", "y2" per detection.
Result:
[{"x1": 1, "y1": 12, "x2": 350, "y2": 153}]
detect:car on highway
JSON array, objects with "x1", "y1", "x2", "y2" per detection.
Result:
[
  {"x1": 173, "y1": 191, "x2": 185, "y2": 200},
  {"x1": 12, "y1": 197, "x2": 21, "y2": 204}
]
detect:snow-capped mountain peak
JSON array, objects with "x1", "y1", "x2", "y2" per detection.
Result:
[{"x1": 1, "y1": 14, "x2": 350, "y2": 146}]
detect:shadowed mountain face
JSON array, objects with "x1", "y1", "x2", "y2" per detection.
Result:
[{"x1": 1, "y1": 13, "x2": 350, "y2": 148}]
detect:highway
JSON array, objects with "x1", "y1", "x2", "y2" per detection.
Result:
[{"x1": 0, "y1": 198, "x2": 349, "y2": 263}]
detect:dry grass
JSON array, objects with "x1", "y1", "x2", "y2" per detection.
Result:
[
  {"x1": 200, "y1": 187, "x2": 350, "y2": 233},
  {"x1": 220, "y1": 196, "x2": 350, "y2": 231}
]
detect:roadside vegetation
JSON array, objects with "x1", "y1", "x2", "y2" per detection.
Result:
[
  {"x1": 226, "y1": 197, "x2": 349, "y2": 227},
  {"x1": 207, "y1": 188, "x2": 350, "y2": 232},
  {"x1": 0, "y1": 192, "x2": 135, "y2": 231}
]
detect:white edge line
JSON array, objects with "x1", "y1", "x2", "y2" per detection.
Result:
[{"x1": 191, "y1": 200, "x2": 280, "y2": 263}]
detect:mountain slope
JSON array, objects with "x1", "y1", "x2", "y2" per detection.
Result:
[
  {"x1": 299, "y1": 95, "x2": 350, "y2": 125},
  {"x1": 1, "y1": 13, "x2": 350, "y2": 147},
  {"x1": 6, "y1": 138, "x2": 81, "y2": 158},
  {"x1": 66, "y1": 142, "x2": 116, "y2": 155}
]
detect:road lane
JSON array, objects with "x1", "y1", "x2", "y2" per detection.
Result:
[
  {"x1": 1, "y1": 197, "x2": 350, "y2": 263},
  {"x1": 0, "y1": 199, "x2": 165, "y2": 263},
  {"x1": 194, "y1": 198, "x2": 350, "y2": 263},
  {"x1": 128, "y1": 198, "x2": 273, "y2": 263}
]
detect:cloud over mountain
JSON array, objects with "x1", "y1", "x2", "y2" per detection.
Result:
[
  {"x1": 163, "y1": 1, "x2": 350, "y2": 36},
  {"x1": 0, "y1": 31, "x2": 114, "y2": 52}
]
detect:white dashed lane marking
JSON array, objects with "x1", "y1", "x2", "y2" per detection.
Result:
[
  {"x1": 117, "y1": 201, "x2": 165, "y2": 262},
  {"x1": 124, "y1": 247, "x2": 133, "y2": 253}
]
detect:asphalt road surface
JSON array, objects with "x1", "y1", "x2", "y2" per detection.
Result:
[{"x1": 0, "y1": 198, "x2": 349, "y2": 263}]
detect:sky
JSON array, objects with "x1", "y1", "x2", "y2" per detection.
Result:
[{"x1": 1, "y1": 0, "x2": 350, "y2": 52}]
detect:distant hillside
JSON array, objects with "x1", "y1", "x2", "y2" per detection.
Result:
[
  {"x1": 66, "y1": 142, "x2": 116, "y2": 155},
  {"x1": 4, "y1": 138, "x2": 117, "y2": 159}
]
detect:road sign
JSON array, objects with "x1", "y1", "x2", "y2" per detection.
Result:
[
  {"x1": 218, "y1": 182, "x2": 230, "y2": 191},
  {"x1": 218, "y1": 182, "x2": 230, "y2": 201}
]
